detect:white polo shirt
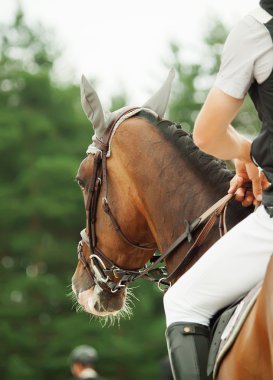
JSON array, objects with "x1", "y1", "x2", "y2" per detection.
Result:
[{"x1": 215, "y1": 6, "x2": 273, "y2": 99}]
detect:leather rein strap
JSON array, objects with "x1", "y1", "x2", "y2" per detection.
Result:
[
  {"x1": 78, "y1": 109, "x2": 234, "y2": 292},
  {"x1": 155, "y1": 193, "x2": 233, "y2": 288}
]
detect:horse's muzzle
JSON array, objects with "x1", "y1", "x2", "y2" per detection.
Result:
[{"x1": 77, "y1": 285, "x2": 126, "y2": 316}]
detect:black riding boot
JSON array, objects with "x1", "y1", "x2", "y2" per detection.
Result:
[{"x1": 166, "y1": 322, "x2": 212, "y2": 380}]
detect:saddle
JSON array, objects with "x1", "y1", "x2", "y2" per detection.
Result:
[{"x1": 207, "y1": 282, "x2": 262, "y2": 379}]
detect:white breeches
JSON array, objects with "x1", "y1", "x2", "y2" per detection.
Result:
[{"x1": 163, "y1": 205, "x2": 273, "y2": 327}]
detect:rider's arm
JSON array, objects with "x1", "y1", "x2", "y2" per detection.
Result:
[
  {"x1": 192, "y1": 87, "x2": 266, "y2": 205},
  {"x1": 192, "y1": 13, "x2": 271, "y2": 205},
  {"x1": 193, "y1": 9, "x2": 272, "y2": 162},
  {"x1": 192, "y1": 14, "x2": 255, "y2": 162},
  {"x1": 192, "y1": 86, "x2": 249, "y2": 161}
]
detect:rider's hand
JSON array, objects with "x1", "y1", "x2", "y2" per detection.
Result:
[{"x1": 228, "y1": 159, "x2": 269, "y2": 207}]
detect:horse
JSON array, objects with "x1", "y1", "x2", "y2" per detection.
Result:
[
  {"x1": 217, "y1": 255, "x2": 273, "y2": 379},
  {"x1": 71, "y1": 70, "x2": 273, "y2": 379}
]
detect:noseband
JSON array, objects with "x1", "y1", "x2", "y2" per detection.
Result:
[{"x1": 77, "y1": 109, "x2": 233, "y2": 293}]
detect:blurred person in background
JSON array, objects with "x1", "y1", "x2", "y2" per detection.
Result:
[{"x1": 69, "y1": 345, "x2": 106, "y2": 380}]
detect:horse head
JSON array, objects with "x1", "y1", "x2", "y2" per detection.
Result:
[{"x1": 72, "y1": 70, "x2": 175, "y2": 321}]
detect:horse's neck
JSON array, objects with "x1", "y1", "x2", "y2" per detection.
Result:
[
  {"x1": 114, "y1": 118, "x2": 230, "y2": 253},
  {"x1": 141, "y1": 162, "x2": 222, "y2": 252}
]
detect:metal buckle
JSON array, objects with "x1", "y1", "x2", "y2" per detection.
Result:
[
  {"x1": 157, "y1": 278, "x2": 171, "y2": 292},
  {"x1": 90, "y1": 254, "x2": 109, "y2": 283},
  {"x1": 110, "y1": 281, "x2": 126, "y2": 293},
  {"x1": 113, "y1": 267, "x2": 121, "y2": 279}
]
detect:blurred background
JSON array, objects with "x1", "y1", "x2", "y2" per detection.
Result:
[{"x1": 0, "y1": 1, "x2": 260, "y2": 379}]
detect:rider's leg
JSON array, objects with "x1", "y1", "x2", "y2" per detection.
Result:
[
  {"x1": 164, "y1": 206, "x2": 273, "y2": 379},
  {"x1": 166, "y1": 322, "x2": 211, "y2": 380}
]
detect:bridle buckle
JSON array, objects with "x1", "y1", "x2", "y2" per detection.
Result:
[
  {"x1": 157, "y1": 277, "x2": 171, "y2": 292},
  {"x1": 90, "y1": 254, "x2": 109, "y2": 284}
]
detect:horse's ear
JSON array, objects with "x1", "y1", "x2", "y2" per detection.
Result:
[
  {"x1": 142, "y1": 68, "x2": 175, "y2": 118},
  {"x1": 80, "y1": 75, "x2": 106, "y2": 138}
]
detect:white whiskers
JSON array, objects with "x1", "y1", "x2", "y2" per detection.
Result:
[{"x1": 69, "y1": 285, "x2": 139, "y2": 327}]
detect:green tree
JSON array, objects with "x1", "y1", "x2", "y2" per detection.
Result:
[
  {"x1": 167, "y1": 20, "x2": 260, "y2": 138},
  {"x1": 0, "y1": 9, "x2": 167, "y2": 380},
  {"x1": 0, "y1": 8, "x2": 90, "y2": 380}
]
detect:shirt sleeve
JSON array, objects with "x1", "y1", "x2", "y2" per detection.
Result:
[{"x1": 215, "y1": 16, "x2": 257, "y2": 99}]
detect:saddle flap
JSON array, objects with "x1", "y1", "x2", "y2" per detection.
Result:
[{"x1": 208, "y1": 282, "x2": 262, "y2": 379}]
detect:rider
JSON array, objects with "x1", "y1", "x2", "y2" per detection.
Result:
[{"x1": 164, "y1": 1, "x2": 273, "y2": 379}]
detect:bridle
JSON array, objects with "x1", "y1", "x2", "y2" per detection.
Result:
[{"x1": 77, "y1": 109, "x2": 234, "y2": 293}]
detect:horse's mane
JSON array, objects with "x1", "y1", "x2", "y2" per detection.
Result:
[{"x1": 137, "y1": 110, "x2": 233, "y2": 187}]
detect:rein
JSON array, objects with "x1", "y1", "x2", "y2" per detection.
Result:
[{"x1": 77, "y1": 110, "x2": 234, "y2": 293}]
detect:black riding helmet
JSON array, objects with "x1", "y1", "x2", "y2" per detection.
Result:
[
  {"x1": 69, "y1": 345, "x2": 98, "y2": 365},
  {"x1": 260, "y1": 0, "x2": 273, "y2": 15}
]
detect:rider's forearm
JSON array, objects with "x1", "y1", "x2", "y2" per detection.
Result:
[{"x1": 193, "y1": 124, "x2": 252, "y2": 162}]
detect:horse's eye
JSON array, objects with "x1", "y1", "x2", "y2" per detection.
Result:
[{"x1": 76, "y1": 177, "x2": 85, "y2": 190}]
